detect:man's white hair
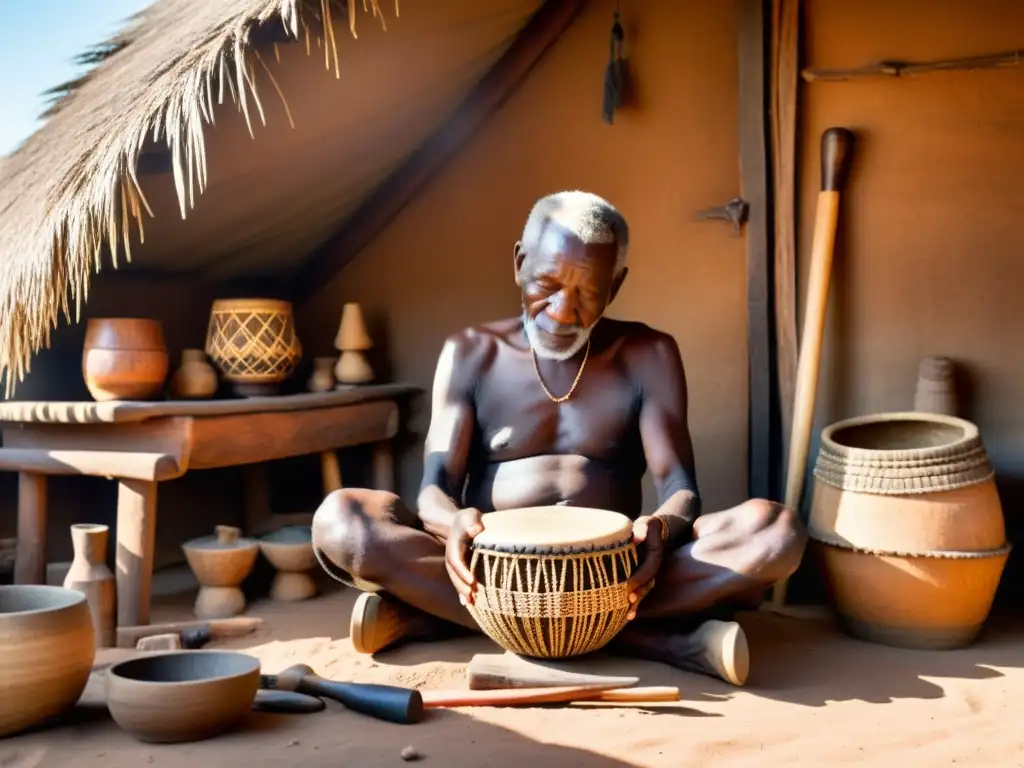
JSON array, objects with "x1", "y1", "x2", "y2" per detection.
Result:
[{"x1": 520, "y1": 190, "x2": 629, "y2": 276}]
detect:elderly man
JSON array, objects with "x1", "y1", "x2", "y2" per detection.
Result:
[{"x1": 312, "y1": 190, "x2": 807, "y2": 686}]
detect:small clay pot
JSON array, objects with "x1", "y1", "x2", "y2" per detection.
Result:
[
  {"x1": 308, "y1": 357, "x2": 336, "y2": 393},
  {"x1": 259, "y1": 526, "x2": 318, "y2": 601},
  {"x1": 82, "y1": 318, "x2": 169, "y2": 401},
  {"x1": 105, "y1": 650, "x2": 260, "y2": 743},
  {"x1": 170, "y1": 348, "x2": 219, "y2": 399},
  {"x1": 181, "y1": 526, "x2": 259, "y2": 619},
  {"x1": 0, "y1": 585, "x2": 96, "y2": 737}
]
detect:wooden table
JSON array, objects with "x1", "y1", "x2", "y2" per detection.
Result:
[{"x1": 0, "y1": 384, "x2": 419, "y2": 627}]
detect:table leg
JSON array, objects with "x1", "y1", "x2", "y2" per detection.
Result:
[
  {"x1": 14, "y1": 472, "x2": 47, "y2": 585},
  {"x1": 244, "y1": 463, "x2": 272, "y2": 534},
  {"x1": 320, "y1": 451, "x2": 342, "y2": 495},
  {"x1": 372, "y1": 441, "x2": 394, "y2": 493},
  {"x1": 116, "y1": 479, "x2": 157, "y2": 627}
]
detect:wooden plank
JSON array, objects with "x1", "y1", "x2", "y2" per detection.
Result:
[
  {"x1": 14, "y1": 473, "x2": 47, "y2": 585},
  {"x1": 0, "y1": 448, "x2": 182, "y2": 481},
  {"x1": 0, "y1": 383, "x2": 419, "y2": 424},
  {"x1": 287, "y1": 0, "x2": 587, "y2": 303},
  {"x1": 771, "y1": 0, "x2": 799, "y2": 492},
  {"x1": 737, "y1": 0, "x2": 774, "y2": 501},
  {"x1": 187, "y1": 400, "x2": 399, "y2": 469}
]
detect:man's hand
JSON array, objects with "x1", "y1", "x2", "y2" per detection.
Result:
[
  {"x1": 444, "y1": 507, "x2": 484, "y2": 605},
  {"x1": 624, "y1": 515, "x2": 667, "y2": 620}
]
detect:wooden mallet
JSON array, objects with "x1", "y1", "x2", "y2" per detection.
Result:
[{"x1": 769, "y1": 126, "x2": 855, "y2": 611}]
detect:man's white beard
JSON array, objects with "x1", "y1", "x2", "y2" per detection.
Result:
[{"x1": 522, "y1": 311, "x2": 594, "y2": 361}]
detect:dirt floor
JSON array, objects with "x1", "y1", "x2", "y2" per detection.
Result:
[{"x1": 2, "y1": 579, "x2": 1023, "y2": 767}]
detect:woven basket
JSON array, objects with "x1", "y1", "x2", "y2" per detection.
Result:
[{"x1": 205, "y1": 299, "x2": 302, "y2": 393}]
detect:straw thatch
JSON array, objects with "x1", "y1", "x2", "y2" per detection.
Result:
[{"x1": 0, "y1": 0, "x2": 399, "y2": 396}]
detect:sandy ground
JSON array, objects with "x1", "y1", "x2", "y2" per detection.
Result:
[{"x1": 2, "y1": 580, "x2": 1023, "y2": 768}]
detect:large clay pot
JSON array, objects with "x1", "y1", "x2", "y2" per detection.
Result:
[
  {"x1": 0, "y1": 585, "x2": 96, "y2": 737},
  {"x1": 82, "y1": 318, "x2": 169, "y2": 401},
  {"x1": 63, "y1": 523, "x2": 116, "y2": 649},
  {"x1": 809, "y1": 411, "x2": 1010, "y2": 650}
]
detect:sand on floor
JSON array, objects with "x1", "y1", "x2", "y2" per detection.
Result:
[{"x1": 2, "y1": 582, "x2": 1023, "y2": 768}]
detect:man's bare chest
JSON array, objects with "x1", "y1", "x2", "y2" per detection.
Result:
[{"x1": 471, "y1": 359, "x2": 640, "y2": 461}]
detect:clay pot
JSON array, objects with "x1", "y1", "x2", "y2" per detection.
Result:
[
  {"x1": 170, "y1": 348, "x2": 219, "y2": 399},
  {"x1": 308, "y1": 357, "x2": 336, "y2": 393},
  {"x1": 259, "y1": 526, "x2": 318, "y2": 601},
  {"x1": 82, "y1": 318, "x2": 169, "y2": 401},
  {"x1": 914, "y1": 355, "x2": 957, "y2": 416},
  {"x1": 63, "y1": 523, "x2": 116, "y2": 649},
  {"x1": 181, "y1": 526, "x2": 259, "y2": 619},
  {"x1": 809, "y1": 411, "x2": 1010, "y2": 650},
  {"x1": 0, "y1": 585, "x2": 96, "y2": 737},
  {"x1": 106, "y1": 650, "x2": 260, "y2": 743}
]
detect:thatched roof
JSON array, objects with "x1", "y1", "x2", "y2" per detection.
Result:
[{"x1": 1, "y1": 0, "x2": 537, "y2": 396}]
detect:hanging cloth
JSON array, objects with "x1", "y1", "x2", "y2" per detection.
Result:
[{"x1": 602, "y1": 11, "x2": 625, "y2": 124}]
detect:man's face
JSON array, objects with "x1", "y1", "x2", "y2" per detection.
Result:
[{"x1": 516, "y1": 222, "x2": 621, "y2": 360}]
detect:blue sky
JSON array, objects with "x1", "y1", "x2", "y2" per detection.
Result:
[{"x1": 0, "y1": 0, "x2": 152, "y2": 156}]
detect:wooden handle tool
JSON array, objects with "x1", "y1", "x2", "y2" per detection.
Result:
[
  {"x1": 115, "y1": 617, "x2": 263, "y2": 648},
  {"x1": 771, "y1": 126, "x2": 855, "y2": 609},
  {"x1": 263, "y1": 664, "x2": 425, "y2": 724},
  {"x1": 466, "y1": 652, "x2": 640, "y2": 690},
  {"x1": 421, "y1": 685, "x2": 679, "y2": 708}
]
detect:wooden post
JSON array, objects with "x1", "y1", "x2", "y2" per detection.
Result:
[
  {"x1": 771, "y1": 0, "x2": 800, "y2": 492},
  {"x1": 14, "y1": 472, "x2": 47, "y2": 584},
  {"x1": 737, "y1": 0, "x2": 774, "y2": 501},
  {"x1": 116, "y1": 479, "x2": 158, "y2": 627}
]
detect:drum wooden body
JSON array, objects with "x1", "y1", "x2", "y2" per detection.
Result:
[{"x1": 466, "y1": 506, "x2": 638, "y2": 659}]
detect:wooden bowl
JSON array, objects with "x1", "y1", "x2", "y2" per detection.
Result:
[
  {"x1": 105, "y1": 650, "x2": 261, "y2": 743},
  {"x1": 259, "y1": 526, "x2": 317, "y2": 601},
  {"x1": 181, "y1": 526, "x2": 260, "y2": 588},
  {"x1": 259, "y1": 525, "x2": 316, "y2": 572},
  {"x1": 82, "y1": 317, "x2": 169, "y2": 401},
  {"x1": 0, "y1": 585, "x2": 96, "y2": 737}
]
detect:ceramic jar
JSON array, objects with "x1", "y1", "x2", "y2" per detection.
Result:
[
  {"x1": 63, "y1": 523, "x2": 116, "y2": 648},
  {"x1": 809, "y1": 411, "x2": 1009, "y2": 650},
  {"x1": 0, "y1": 585, "x2": 96, "y2": 737},
  {"x1": 171, "y1": 348, "x2": 219, "y2": 399},
  {"x1": 82, "y1": 317, "x2": 169, "y2": 401}
]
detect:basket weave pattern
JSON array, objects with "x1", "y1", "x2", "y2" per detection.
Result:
[
  {"x1": 466, "y1": 541, "x2": 638, "y2": 659},
  {"x1": 205, "y1": 301, "x2": 302, "y2": 383},
  {"x1": 813, "y1": 412, "x2": 994, "y2": 495}
]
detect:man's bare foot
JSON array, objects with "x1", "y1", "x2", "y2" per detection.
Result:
[
  {"x1": 609, "y1": 619, "x2": 750, "y2": 687},
  {"x1": 350, "y1": 592, "x2": 468, "y2": 654}
]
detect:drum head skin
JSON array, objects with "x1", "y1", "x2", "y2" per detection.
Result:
[{"x1": 473, "y1": 506, "x2": 634, "y2": 554}]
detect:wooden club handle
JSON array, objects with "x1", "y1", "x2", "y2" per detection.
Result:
[
  {"x1": 772, "y1": 126, "x2": 855, "y2": 608},
  {"x1": 821, "y1": 127, "x2": 855, "y2": 192}
]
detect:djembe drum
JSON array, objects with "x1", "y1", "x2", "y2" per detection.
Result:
[{"x1": 465, "y1": 506, "x2": 639, "y2": 659}]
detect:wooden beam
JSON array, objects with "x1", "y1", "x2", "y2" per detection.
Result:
[
  {"x1": 737, "y1": 0, "x2": 774, "y2": 501},
  {"x1": 287, "y1": 0, "x2": 587, "y2": 304},
  {"x1": 770, "y1": 0, "x2": 799, "y2": 495}
]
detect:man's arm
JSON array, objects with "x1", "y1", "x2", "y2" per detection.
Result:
[
  {"x1": 416, "y1": 331, "x2": 479, "y2": 541},
  {"x1": 633, "y1": 330, "x2": 701, "y2": 549}
]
